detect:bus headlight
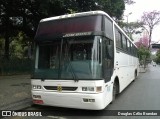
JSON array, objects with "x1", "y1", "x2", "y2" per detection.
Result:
[
  {"x1": 82, "y1": 87, "x2": 94, "y2": 91},
  {"x1": 32, "y1": 85, "x2": 42, "y2": 90}
]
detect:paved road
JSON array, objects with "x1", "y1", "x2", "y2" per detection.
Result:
[
  {"x1": 0, "y1": 75, "x2": 32, "y2": 110},
  {"x1": 107, "y1": 64, "x2": 160, "y2": 110},
  {"x1": 20, "y1": 65, "x2": 160, "y2": 119}
]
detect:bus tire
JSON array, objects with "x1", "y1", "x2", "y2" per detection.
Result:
[
  {"x1": 112, "y1": 83, "x2": 116, "y2": 102},
  {"x1": 134, "y1": 70, "x2": 137, "y2": 80},
  {"x1": 112, "y1": 82, "x2": 117, "y2": 102},
  {"x1": 111, "y1": 78, "x2": 119, "y2": 103}
]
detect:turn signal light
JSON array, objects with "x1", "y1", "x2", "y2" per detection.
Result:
[
  {"x1": 96, "y1": 86, "x2": 102, "y2": 92},
  {"x1": 33, "y1": 95, "x2": 41, "y2": 99}
]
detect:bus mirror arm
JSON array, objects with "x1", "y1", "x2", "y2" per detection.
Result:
[{"x1": 41, "y1": 78, "x2": 45, "y2": 81}]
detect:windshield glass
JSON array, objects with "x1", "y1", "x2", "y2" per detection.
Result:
[
  {"x1": 35, "y1": 15, "x2": 102, "y2": 40},
  {"x1": 33, "y1": 36, "x2": 102, "y2": 80}
]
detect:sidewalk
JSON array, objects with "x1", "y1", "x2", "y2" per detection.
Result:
[{"x1": 0, "y1": 75, "x2": 32, "y2": 110}]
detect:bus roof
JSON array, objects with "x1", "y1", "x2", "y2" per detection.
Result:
[
  {"x1": 40, "y1": 11, "x2": 113, "y2": 23},
  {"x1": 38, "y1": 11, "x2": 137, "y2": 48}
]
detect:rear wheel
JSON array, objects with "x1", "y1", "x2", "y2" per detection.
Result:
[{"x1": 134, "y1": 71, "x2": 137, "y2": 80}]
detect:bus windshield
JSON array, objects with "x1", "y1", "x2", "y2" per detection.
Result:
[{"x1": 34, "y1": 36, "x2": 102, "y2": 80}]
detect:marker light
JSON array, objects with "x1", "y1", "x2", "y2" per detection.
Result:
[
  {"x1": 33, "y1": 95, "x2": 41, "y2": 99},
  {"x1": 83, "y1": 98, "x2": 95, "y2": 102},
  {"x1": 82, "y1": 87, "x2": 94, "y2": 91},
  {"x1": 32, "y1": 85, "x2": 42, "y2": 90},
  {"x1": 96, "y1": 86, "x2": 102, "y2": 92}
]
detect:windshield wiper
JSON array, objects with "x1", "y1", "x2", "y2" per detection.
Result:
[
  {"x1": 64, "y1": 39, "x2": 79, "y2": 82},
  {"x1": 67, "y1": 61, "x2": 79, "y2": 82}
]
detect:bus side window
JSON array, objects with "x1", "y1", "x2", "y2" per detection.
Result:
[
  {"x1": 115, "y1": 28, "x2": 123, "y2": 49},
  {"x1": 102, "y1": 38, "x2": 114, "y2": 82},
  {"x1": 104, "y1": 17, "x2": 113, "y2": 40}
]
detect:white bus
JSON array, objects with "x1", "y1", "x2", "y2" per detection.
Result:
[{"x1": 31, "y1": 11, "x2": 139, "y2": 110}]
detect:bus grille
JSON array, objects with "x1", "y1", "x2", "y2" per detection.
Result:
[{"x1": 44, "y1": 86, "x2": 78, "y2": 91}]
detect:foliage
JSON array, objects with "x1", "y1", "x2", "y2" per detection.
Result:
[
  {"x1": 155, "y1": 49, "x2": 160, "y2": 64},
  {"x1": 0, "y1": 0, "x2": 127, "y2": 59},
  {"x1": 135, "y1": 35, "x2": 149, "y2": 48},
  {"x1": 120, "y1": 21, "x2": 142, "y2": 40},
  {"x1": 10, "y1": 32, "x2": 31, "y2": 59},
  {"x1": 0, "y1": 0, "x2": 126, "y2": 36},
  {"x1": 137, "y1": 46, "x2": 150, "y2": 66},
  {"x1": 136, "y1": 35, "x2": 150, "y2": 66},
  {"x1": 140, "y1": 10, "x2": 160, "y2": 49},
  {"x1": 97, "y1": 0, "x2": 125, "y2": 20},
  {"x1": 138, "y1": 46, "x2": 150, "y2": 61},
  {"x1": 62, "y1": 0, "x2": 125, "y2": 19}
]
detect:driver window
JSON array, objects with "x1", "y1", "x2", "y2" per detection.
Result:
[{"x1": 102, "y1": 37, "x2": 114, "y2": 82}]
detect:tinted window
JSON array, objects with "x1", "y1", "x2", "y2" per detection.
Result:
[
  {"x1": 102, "y1": 38, "x2": 114, "y2": 82},
  {"x1": 104, "y1": 17, "x2": 113, "y2": 39},
  {"x1": 34, "y1": 36, "x2": 103, "y2": 79},
  {"x1": 36, "y1": 15, "x2": 102, "y2": 39},
  {"x1": 130, "y1": 43, "x2": 133, "y2": 54},
  {"x1": 122, "y1": 35, "x2": 127, "y2": 50},
  {"x1": 127, "y1": 40, "x2": 130, "y2": 53},
  {"x1": 115, "y1": 28, "x2": 122, "y2": 48}
]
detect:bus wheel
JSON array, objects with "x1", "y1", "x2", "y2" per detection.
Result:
[
  {"x1": 134, "y1": 71, "x2": 137, "y2": 80},
  {"x1": 112, "y1": 82, "x2": 117, "y2": 102}
]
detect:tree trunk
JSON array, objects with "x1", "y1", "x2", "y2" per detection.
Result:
[{"x1": 148, "y1": 28, "x2": 152, "y2": 49}]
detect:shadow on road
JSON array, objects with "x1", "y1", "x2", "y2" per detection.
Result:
[{"x1": 27, "y1": 104, "x2": 117, "y2": 116}]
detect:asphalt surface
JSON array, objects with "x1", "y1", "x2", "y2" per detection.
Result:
[
  {"x1": 107, "y1": 64, "x2": 160, "y2": 110},
  {"x1": 0, "y1": 75, "x2": 32, "y2": 110},
  {"x1": 1, "y1": 65, "x2": 160, "y2": 119}
]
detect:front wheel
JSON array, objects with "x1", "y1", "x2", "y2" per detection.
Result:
[{"x1": 112, "y1": 82, "x2": 117, "y2": 102}]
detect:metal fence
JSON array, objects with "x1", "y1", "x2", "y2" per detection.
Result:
[{"x1": 0, "y1": 57, "x2": 32, "y2": 75}]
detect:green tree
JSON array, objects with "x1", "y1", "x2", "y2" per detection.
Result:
[
  {"x1": 155, "y1": 50, "x2": 160, "y2": 64},
  {"x1": 138, "y1": 46, "x2": 150, "y2": 67},
  {"x1": 95, "y1": 0, "x2": 125, "y2": 20},
  {"x1": 141, "y1": 10, "x2": 160, "y2": 49},
  {"x1": 64, "y1": 0, "x2": 125, "y2": 19},
  {"x1": 0, "y1": 0, "x2": 127, "y2": 59},
  {"x1": 10, "y1": 32, "x2": 30, "y2": 59},
  {"x1": 120, "y1": 21, "x2": 142, "y2": 40}
]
